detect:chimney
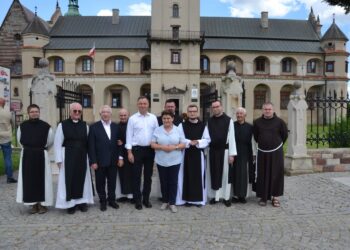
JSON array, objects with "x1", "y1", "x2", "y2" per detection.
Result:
[
  {"x1": 112, "y1": 9, "x2": 119, "y2": 24},
  {"x1": 261, "y1": 11, "x2": 268, "y2": 29}
]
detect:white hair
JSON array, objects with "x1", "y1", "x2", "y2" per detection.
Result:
[
  {"x1": 99, "y1": 105, "x2": 112, "y2": 114},
  {"x1": 236, "y1": 107, "x2": 246, "y2": 115}
]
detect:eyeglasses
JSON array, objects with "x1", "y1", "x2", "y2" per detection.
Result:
[{"x1": 73, "y1": 110, "x2": 82, "y2": 114}]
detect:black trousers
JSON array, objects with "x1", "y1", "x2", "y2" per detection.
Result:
[
  {"x1": 157, "y1": 164, "x2": 180, "y2": 205},
  {"x1": 95, "y1": 165, "x2": 117, "y2": 203},
  {"x1": 131, "y1": 146, "x2": 155, "y2": 203}
]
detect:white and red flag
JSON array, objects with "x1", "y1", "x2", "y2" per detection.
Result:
[{"x1": 88, "y1": 43, "x2": 96, "y2": 57}]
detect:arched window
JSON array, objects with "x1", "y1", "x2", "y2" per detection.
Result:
[
  {"x1": 79, "y1": 85, "x2": 93, "y2": 108},
  {"x1": 307, "y1": 59, "x2": 317, "y2": 73},
  {"x1": 141, "y1": 83, "x2": 151, "y2": 103},
  {"x1": 254, "y1": 84, "x2": 269, "y2": 109},
  {"x1": 173, "y1": 4, "x2": 179, "y2": 17},
  {"x1": 280, "y1": 85, "x2": 293, "y2": 109},
  {"x1": 200, "y1": 56, "x2": 210, "y2": 73}
]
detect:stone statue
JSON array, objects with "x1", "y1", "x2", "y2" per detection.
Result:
[
  {"x1": 220, "y1": 60, "x2": 243, "y2": 119},
  {"x1": 285, "y1": 81, "x2": 313, "y2": 175},
  {"x1": 31, "y1": 58, "x2": 57, "y2": 128}
]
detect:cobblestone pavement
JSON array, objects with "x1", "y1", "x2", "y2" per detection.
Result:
[{"x1": 1, "y1": 172, "x2": 350, "y2": 250}]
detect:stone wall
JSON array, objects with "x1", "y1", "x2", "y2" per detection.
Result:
[{"x1": 308, "y1": 148, "x2": 350, "y2": 172}]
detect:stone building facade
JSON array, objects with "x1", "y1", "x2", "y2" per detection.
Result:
[{"x1": 0, "y1": 0, "x2": 348, "y2": 124}]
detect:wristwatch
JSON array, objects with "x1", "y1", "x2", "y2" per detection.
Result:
[{"x1": 175, "y1": 145, "x2": 179, "y2": 150}]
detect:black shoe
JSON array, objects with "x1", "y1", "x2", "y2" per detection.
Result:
[
  {"x1": 239, "y1": 197, "x2": 247, "y2": 204},
  {"x1": 67, "y1": 206, "x2": 76, "y2": 214},
  {"x1": 142, "y1": 200, "x2": 152, "y2": 208},
  {"x1": 77, "y1": 203, "x2": 88, "y2": 212},
  {"x1": 209, "y1": 198, "x2": 217, "y2": 205},
  {"x1": 7, "y1": 177, "x2": 17, "y2": 183},
  {"x1": 185, "y1": 203, "x2": 192, "y2": 207},
  {"x1": 130, "y1": 198, "x2": 136, "y2": 204},
  {"x1": 135, "y1": 203, "x2": 143, "y2": 210},
  {"x1": 232, "y1": 197, "x2": 240, "y2": 203},
  {"x1": 223, "y1": 200, "x2": 232, "y2": 207},
  {"x1": 100, "y1": 202, "x2": 107, "y2": 212},
  {"x1": 116, "y1": 197, "x2": 128, "y2": 203},
  {"x1": 108, "y1": 201, "x2": 119, "y2": 209}
]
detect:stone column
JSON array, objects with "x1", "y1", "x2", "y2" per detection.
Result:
[
  {"x1": 220, "y1": 61, "x2": 243, "y2": 119},
  {"x1": 30, "y1": 58, "x2": 57, "y2": 129},
  {"x1": 285, "y1": 81, "x2": 313, "y2": 175}
]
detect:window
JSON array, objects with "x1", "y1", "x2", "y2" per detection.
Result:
[
  {"x1": 307, "y1": 60, "x2": 316, "y2": 73},
  {"x1": 280, "y1": 91, "x2": 291, "y2": 109},
  {"x1": 172, "y1": 26, "x2": 179, "y2": 40},
  {"x1": 345, "y1": 61, "x2": 348, "y2": 73},
  {"x1": 325, "y1": 61, "x2": 334, "y2": 72},
  {"x1": 82, "y1": 94, "x2": 92, "y2": 108},
  {"x1": 114, "y1": 58, "x2": 124, "y2": 72},
  {"x1": 54, "y1": 58, "x2": 64, "y2": 72},
  {"x1": 200, "y1": 56, "x2": 210, "y2": 73},
  {"x1": 255, "y1": 58, "x2": 265, "y2": 72},
  {"x1": 82, "y1": 58, "x2": 92, "y2": 72},
  {"x1": 282, "y1": 58, "x2": 292, "y2": 73},
  {"x1": 171, "y1": 51, "x2": 181, "y2": 64},
  {"x1": 173, "y1": 4, "x2": 179, "y2": 17},
  {"x1": 140, "y1": 84, "x2": 151, "y2": 105},
  {"x1": 111, "y1": 92, "x2": 122, "y2": 108},
  {"x1": 254, "y1": 90, "x2": 267, "y2": 109},
  {"x1": 34, "y1": 57, "x2": 41, "y2": 68},
  {"x1": 141, "y1": 56, "x2": 151, "y2": 73}
]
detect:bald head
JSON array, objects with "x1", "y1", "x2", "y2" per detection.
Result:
[{"x1": 119, "y1": 108, "x2": 129, "y2": 123}]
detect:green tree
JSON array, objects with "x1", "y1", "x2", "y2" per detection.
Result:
[{"x1": 323, "y1": 0, "x2": 350, "y2": 14}]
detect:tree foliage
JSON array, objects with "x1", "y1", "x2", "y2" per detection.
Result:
[{"x1": 323, "y1": 0, "x2": 350, "y2": 14}]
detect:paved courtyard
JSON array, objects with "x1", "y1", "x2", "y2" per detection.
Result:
[{"x1": 1, "y1": 171, "x2": 350, "y2": 249}]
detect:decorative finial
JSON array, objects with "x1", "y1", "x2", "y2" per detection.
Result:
[
  {"x1": 56, "y1": 0, "x2": 59, "y2": 8},
  {"x1": 35, "y1": 6, "x2": 37, "y2": 16},
  {"x1": 333, "y1": 13, "x2": 335, "y2": 23}
]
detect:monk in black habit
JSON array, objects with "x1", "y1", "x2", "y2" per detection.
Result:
[
  {"x1": 116, "y1": 108, "x2": 133, "y2": 202},
  {"x1": 230, "y1": 107, "x2": 254, "y2": 204},
  {"x1": 176, "y1": 104, "x2": 210, "y2": 206},
  {"x1": 253, "y1": 102, "x2": 288, "y2": 207},
  {"x1": 16, "y1": 104, "x2": 53, "y2": 214}
]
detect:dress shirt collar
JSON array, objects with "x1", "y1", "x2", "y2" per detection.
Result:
[
  {"x1": 136, "y1": 111, "x2": 150, "y2": 117},
  {"x1": 101, "y1": 119, "x2": 111, "y2": 126}
]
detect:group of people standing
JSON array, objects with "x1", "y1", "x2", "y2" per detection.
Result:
[{"x1": 14, "y1": 96, "x2": 288, "y2": 215}]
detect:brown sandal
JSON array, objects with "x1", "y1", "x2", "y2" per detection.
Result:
[{"x1": 272, "y1": 198, "x2": 280, "y2": 207}]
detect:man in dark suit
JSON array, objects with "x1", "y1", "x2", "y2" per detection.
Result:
[{"x1": 88, "y1": 105, "x2": 123, "y2": 211}]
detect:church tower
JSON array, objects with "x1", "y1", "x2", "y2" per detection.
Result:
[
  {"x1": 65, "y1": 0, "x2": 80, "y2": 16},
  {"x1": 150, "y1": 0, "x2": 202, "y2": 114}
]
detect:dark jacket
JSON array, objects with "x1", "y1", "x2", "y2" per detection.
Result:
[{"x1": 88, "y1": 120, "x2": 121, "y2": 167}]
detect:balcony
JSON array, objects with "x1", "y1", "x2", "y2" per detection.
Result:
[{"x1": 148, "y1": 30, "x2": 205, "y2": 43}]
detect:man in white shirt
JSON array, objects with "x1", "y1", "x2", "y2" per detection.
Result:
[{"x1": 126, "y1": 96, "x2": 158, "y2": 210}]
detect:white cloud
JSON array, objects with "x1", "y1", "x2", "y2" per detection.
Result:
[
  {"x1": 97, "y1": 9, "x2": 112, "y2": 16},
  {"x1": 219, "y1": 0, "x2": 299, "y2": 17},
  {"x1": 128, "y1": 3, "x2": 151, "y2": 16}
]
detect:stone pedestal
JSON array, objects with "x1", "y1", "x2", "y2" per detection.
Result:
[
  {"x1": 285, "y1": 81, "x2": 313, "y2": 175},
  {"x1": 285, "y1": 155, "x2": 313, "y2": 176}
]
